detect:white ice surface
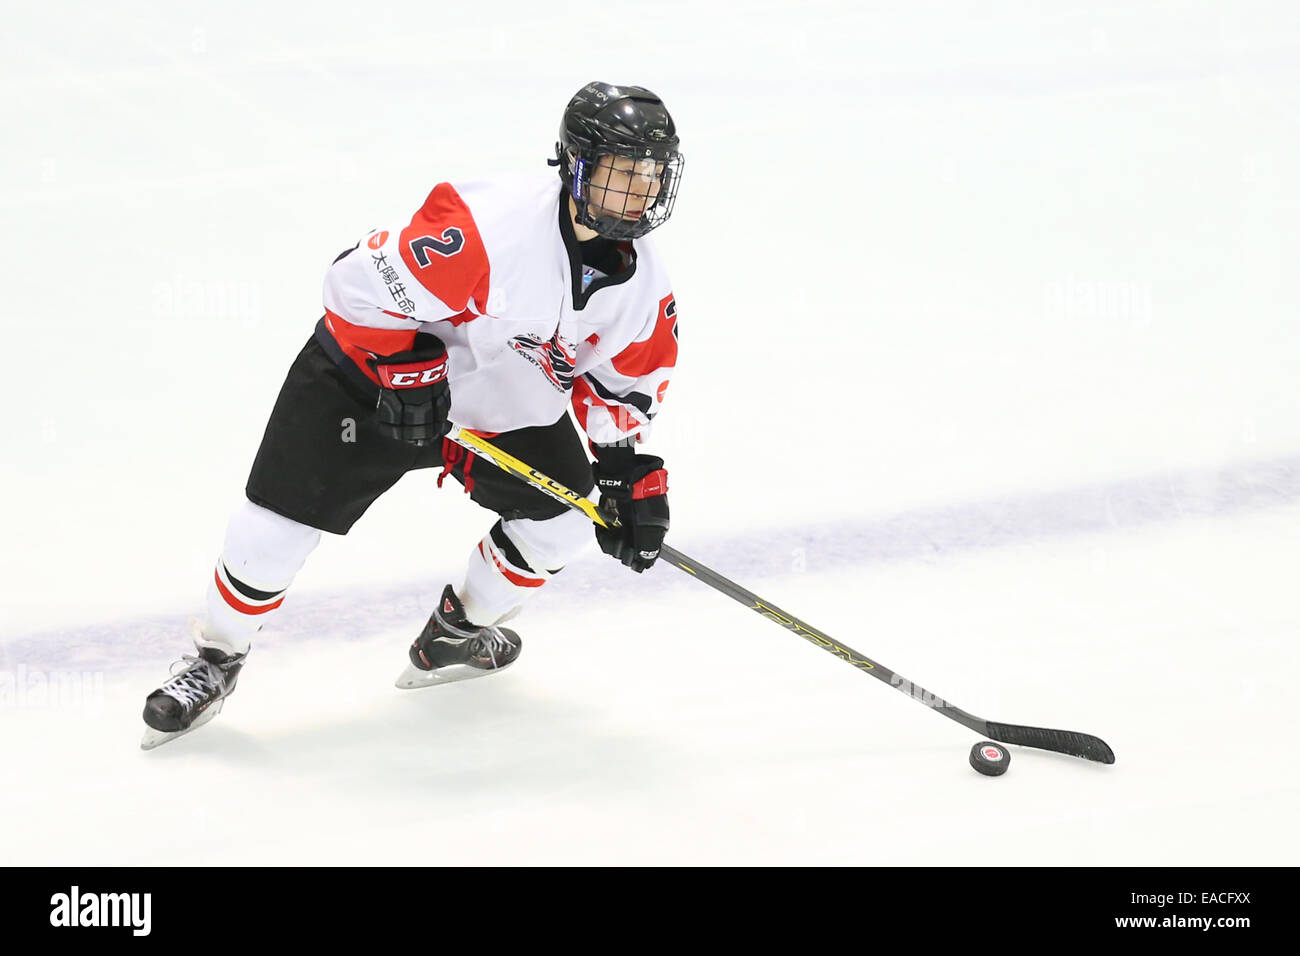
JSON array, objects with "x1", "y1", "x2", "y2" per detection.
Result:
[{"x1": 1, "y1": 1, "x2": 1298, "y2": 865}]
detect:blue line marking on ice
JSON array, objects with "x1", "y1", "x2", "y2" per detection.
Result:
[{"x1": 3, "y1": 454, "x2": 1297, "y2": 673}]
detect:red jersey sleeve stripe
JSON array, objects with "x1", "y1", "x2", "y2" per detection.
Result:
[
  {"x1": 570, "y1": 376, "x2": 646, "y2": 435},
  {"x1": 611, "y1": 292, "x2": 678, "y2": 378},
  {"x1": 570, "y1": 379, "x2": 593, "y2": 433},
  {"x1": 323, "y1": 310, "x2": 417, "y2": 385},
  {"x1": 399, "y1": 183, "x2": 491, "y2": 315}
]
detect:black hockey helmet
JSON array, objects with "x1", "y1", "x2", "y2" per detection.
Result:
[{"x1": 553, "y1": 81, "x2": 684, "y2": 240}]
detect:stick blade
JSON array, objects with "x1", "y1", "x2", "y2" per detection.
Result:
[{"x1": 986, "y1": 721, "x2": 1115, "y2": 764}]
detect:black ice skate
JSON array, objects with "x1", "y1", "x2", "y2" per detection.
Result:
[
  {"x1": 141, "y1": 636, "x2": 247, "y2": 751},
  {"x1": 394, "y1": 585, "x2": 521, "y2": 690}
]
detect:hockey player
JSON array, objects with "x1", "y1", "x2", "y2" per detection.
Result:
[{"x1": 141, "y1": 82, "x2": 684, "y2": 749}]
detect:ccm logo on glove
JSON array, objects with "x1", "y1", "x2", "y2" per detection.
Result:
[
  {"x1": 596, "y1": 470, "x2": 667, "y2": 497},
  {"x1": 592, "y1": 449, "x2": 670, "y2": 573},
  {"x1": 377, "y1": 359, "x2": 447, "y2": 388},
  {"x1": 367, "y1": 332, "x2": 453, "y2": 446}
]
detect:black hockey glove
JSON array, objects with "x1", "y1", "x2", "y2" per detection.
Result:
[
  {"x1": 592, "y1": 446, "x2": 670, "y2": 573},
  {"x1": 367, "y1": 333, "x2": 452, "y2": 446}
]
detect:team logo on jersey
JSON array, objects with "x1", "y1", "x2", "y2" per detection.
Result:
[
  {"x1": 510, "y1": 331, "x2": 577, "y2": 392},
  {"x1": 367, "y1": 231, "x2": 389, "y2": 250}
]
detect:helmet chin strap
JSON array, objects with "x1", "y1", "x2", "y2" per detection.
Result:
[
  {"x1": 569, "y1": 185, "x2": 621, "y2": 238},
  {"x1": 577, "y1": 201, "x2": 640, "y2": 241}
]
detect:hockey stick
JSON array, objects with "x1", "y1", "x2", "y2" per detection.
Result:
[{"x1": 446, "y1": 427, "x2": 1116, "y2": 765}]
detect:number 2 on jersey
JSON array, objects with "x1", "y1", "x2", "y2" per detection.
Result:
[{"x1": 408, "y1": 228, "x2": 465, "y2": 266}]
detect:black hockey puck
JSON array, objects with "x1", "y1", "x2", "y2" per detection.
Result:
[{"x1": 969, "y1": 740, "x2": 1010, "y2": 776}]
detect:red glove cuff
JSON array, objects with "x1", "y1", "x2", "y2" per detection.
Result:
[{"x1": 631, "y1": 468, "x2": 669, "y2": 500}]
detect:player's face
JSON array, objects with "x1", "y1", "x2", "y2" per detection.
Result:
[{"x1": 586, "y1": 155, "x2": 664, "y2": 223}]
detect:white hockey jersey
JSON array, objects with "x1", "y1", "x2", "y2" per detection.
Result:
[{"x1": 318, "y1": 173, "x2": 678, "y2": 445}]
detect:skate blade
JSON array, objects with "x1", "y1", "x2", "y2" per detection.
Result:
[
  {"x1": 139, "y1": 701, "x2": 223, "y2": 751},
  {"x1": 394, "y1": 660, "x2": 514, "y2": 690}
]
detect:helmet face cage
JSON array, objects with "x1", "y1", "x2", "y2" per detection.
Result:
[{"x1": 567, "y1": 145, "x2": 683, "y2": 240}]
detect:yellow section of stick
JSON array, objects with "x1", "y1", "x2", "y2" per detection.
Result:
[{"x1": 446, "y1": 427, "x2": 612, "y2": 528}]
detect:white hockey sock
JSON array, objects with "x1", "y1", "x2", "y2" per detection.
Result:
[
  {"x1": 202, "y1": 500, "x2": 322, "y2": 655},
  {"x1": 459, "y1": 510, "x2": 592, "y2": 626}
]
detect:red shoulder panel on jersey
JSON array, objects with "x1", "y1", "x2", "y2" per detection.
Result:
[
  {"x1": 399, "y1": 183, "x2": 491, "y2": 315},
  {"x1": 611, "y1": 293, "x2": 678, "y2": 378}
]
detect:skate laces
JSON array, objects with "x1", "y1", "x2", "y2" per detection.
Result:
[
  {"x1": 439, "y1": 609, "x2": 512, "y2": 653},
  {"x1": 160, "y1": 655, "x2": 226, "y2": 708},
  {"x1": 429, "y1": 595, "x2": 515, "y2": 665},
  {"x1": 431, "y1": 606, "x2": 479, "y2": 642},
  {"x1": 472, "y1": 625, "x2": 516, "y2": 665}
]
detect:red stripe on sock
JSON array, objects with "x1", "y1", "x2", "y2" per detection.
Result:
[
  {"x1": 214, "y1": 569, "x2": 285, "y2": 615},
  {"x1": 478, "y1": 541, "x2": 545, "y2": 588}
]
